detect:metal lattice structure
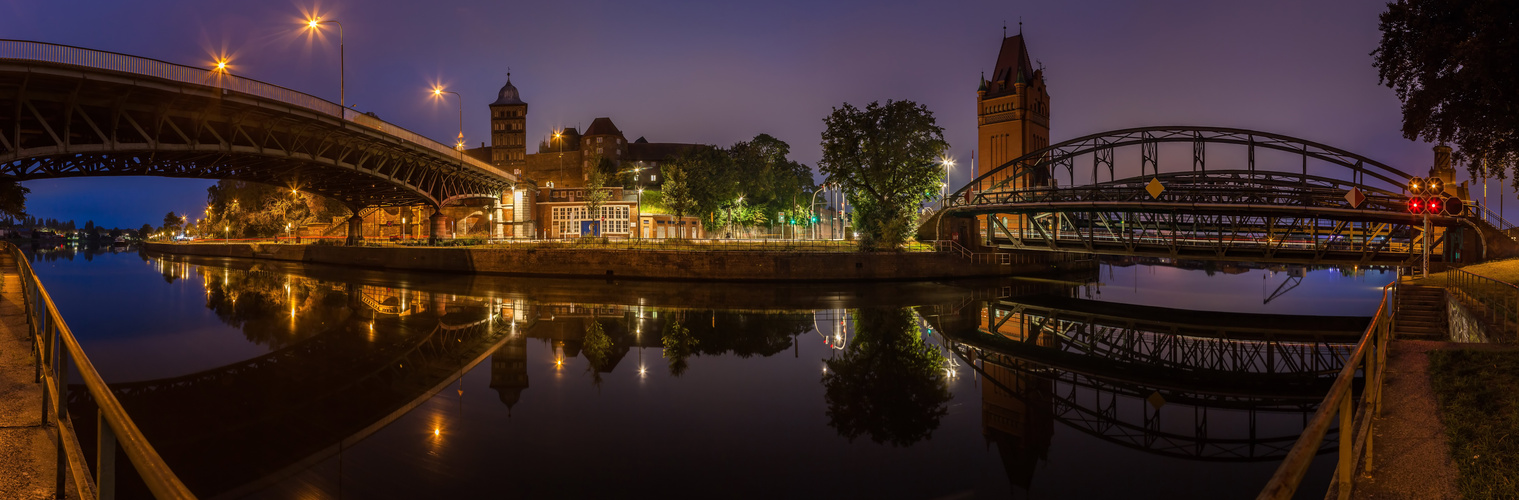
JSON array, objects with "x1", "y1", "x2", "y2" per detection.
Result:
[
  {"x1": 0, "y1": 40, "x2": 516, "y2": 209},
  {"x1": 943, "y1": 127, "x2": 1460, "y2": 265}
]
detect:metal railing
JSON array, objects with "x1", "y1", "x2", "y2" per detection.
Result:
[
  {"x1": 0, "y1": 39, "x2": 512, "y2": 183},
  {"x1": 1446, "y1": 267, "x2": 1519, "y2": 337},
  {"x1": 1257, "y1": 281, "x2": 1394, "y2": 500},
  {"x1": 931, "y1": 240, "x2": 1014, "y2": 264},
  {"x1": 1, "y1": 242, "x2": 195, "y2": 499},
  {"x1": 1473, "y1": 203, "x2": 1516, "y2": 232}
]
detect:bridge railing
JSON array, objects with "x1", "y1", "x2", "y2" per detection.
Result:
[
  {"x1": 0, "y1": 39, "x2": 512, "y2": 184},
  {"x1": 1446, "y1": 267, "x2": 1519, "y2": 338},
  {"x1": 1257, "y1": 281, "x2": 1394, "y2": 500},
  {"x1": 1472, "y1": 203, "x2": 1517, "y2": 232},
  {"x1": 0, "y1": 241, "x2": 195, "y2": 500}
]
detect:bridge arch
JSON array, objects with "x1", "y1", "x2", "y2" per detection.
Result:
[
  {"x1": 954, "y1": 126, "x2": 1414, "y2": 202},
  {"x1": 0, "y1": 40, "x2": 516, "y2": 209}
]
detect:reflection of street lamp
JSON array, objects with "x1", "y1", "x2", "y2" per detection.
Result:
[
  {"x1": 224, "y1": 226, "x2": 229, "y2": 242},
  {"x1": 303, "y1": 15, "x2": 346, "y2": 108}
]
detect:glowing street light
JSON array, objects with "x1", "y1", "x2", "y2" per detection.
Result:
[
  {"x1": 302, "y1": 15, "x2": 346, "y2": 108},
  {"x1": 429, "y1": 86, "x2": 465, "y2": 151}
]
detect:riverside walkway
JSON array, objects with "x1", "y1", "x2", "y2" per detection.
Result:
[{"x1": 0, "y1": 251, "x2": 60, "y2": 499}]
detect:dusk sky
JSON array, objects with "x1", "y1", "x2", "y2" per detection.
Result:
[{"x1": 1, "y1": 0, "x2": 1459, "y2": 229}]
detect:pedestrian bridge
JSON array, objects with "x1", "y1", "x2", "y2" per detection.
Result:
[
  {"x1": 0, "y1": 40, "x2": 516, "y2": 211},
  {"x1": 936, "y1": 126, "x2": 1514, "y2": 265}
]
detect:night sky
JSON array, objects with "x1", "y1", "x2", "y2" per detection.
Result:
[{"x1": 1, "y1": 0, "x2": 1463, "y2": 229}]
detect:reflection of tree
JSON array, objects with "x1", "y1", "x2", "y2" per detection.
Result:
[
  {"x1": 200, "y1": 265, "x2": 350, "y2": 349},
  {"x1": 582, "y1": 317, "x2": 613, "y2": 385},
  {"x1": 822, "y1": 308, "x2": 951, "y2": 447},
  {"x1": 687, "y1": 312, "x2": 810, "y2": 358},
  {"x1": 662, "y1": 319, "x2": 697, "y2": 376}
]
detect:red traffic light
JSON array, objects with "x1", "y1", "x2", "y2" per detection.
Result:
[
  {"x1": 1408, "y1": 196, "x2": 1425, "y2": 214},
  {"x1": 1444, "y1": 196, "x2": 1465, "y2": 216},
  {"x1": 1427, "y1": 196, "x2": 1443, "y2": 215}
]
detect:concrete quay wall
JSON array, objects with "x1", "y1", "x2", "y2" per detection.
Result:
[{"x1": 144, "y1": 243, "x2": 1084, "y2": 281}]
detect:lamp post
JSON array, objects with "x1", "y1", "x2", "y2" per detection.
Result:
[
  {"x1": 636, "y1": 188, "x2": 644, "y2": 239},
  {"x1": 304, "y1": 16, "x2": 346, "y2": 109},
  {"x1": 554, "y1": 130, "x2": 564, "y2": 181},
  {"x1": 728, "y1": 195, "x2": 745, "y2": 239},
  {"x1": 431, "y1": 87, "x2": 466, "y2": 168},
  {"x1": 940, "y1": 156, "x2": 956, "y2": 209}
]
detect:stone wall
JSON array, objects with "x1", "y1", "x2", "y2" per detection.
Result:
[
  {"x1": 1448, "y1": 290, "x2": 1495, "y2": 343},
  {"x1": 144, "y1": 243, "x2": 1091, "y2": 282}
]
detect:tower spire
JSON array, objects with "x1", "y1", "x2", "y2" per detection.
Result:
[
  {"x1": 1002, "y1": 21, "x2": 1006, "y2": 38},
  {"x1": 1019, "y1": 17, "x2": 1023, "y2": 35},
  {"x1": 507, "y1": 67, "x2": 511, "y2": 83}
]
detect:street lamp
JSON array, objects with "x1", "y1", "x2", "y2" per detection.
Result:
[
  {"x1": 554, "y1": 130, "x2": 564, "y2": 181},
  {"x1": 431, "y1": 86, "x2": 466, "y2": 171},
  {"x1": 728, "y1": 195, "x2": 745, "y2": 239},
  {"x1": 940, "y1": 156, "x2": 956, "y2": 207},
  {"x1": 636, "y1": 188, "x2": 644, "y2": 239},
  {"x1": 303, "y1": 15, "x2": 346, "y2": 109}
]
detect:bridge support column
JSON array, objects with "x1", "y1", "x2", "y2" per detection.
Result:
[
  {"x1": 429, "y1": 211, "x2": 447, "y2": 245},
  {"x1": 346, "y1": 214, "x2": 365, "y2": 246},
  {"x1": 491, "y1": 202, "x2": 505, "y2": 241}
]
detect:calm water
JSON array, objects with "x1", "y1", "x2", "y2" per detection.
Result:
[{"x1": 26, "y1": 245, "x2": 1395, "y2": 499}]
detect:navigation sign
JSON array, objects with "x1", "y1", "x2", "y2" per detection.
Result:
[
  {"x1": 1345, "y1": 187, "x2": 1366, "y2": 209},
  {"x1": 1146, "y1": 391, "x2": 1166, "y2": 410},
  {"x1": 1145, "y1": 178, "x2": 1165, "y2": 199}
]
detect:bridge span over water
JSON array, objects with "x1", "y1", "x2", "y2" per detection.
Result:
[
  {"x1": 935, "y1": 126, "x2": 1518, "y2": 265},
  {"x1": 0, "y1": 40, "x2": 518, "y2": 239}
]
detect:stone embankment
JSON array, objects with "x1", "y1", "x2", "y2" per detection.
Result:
[{"x1": 145, "y1": 243, "x2": 1089, "y2": 281}]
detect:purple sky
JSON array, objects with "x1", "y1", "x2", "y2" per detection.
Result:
[{"x1": 2, "y1": 0, "x2": 1479, "y2": 229}]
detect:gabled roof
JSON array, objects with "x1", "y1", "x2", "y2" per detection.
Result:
[{"x1": 583, "y1": 117, "x2": 622, "y2": 136}]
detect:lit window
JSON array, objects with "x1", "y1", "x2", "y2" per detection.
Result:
[
  {"x1": 651, "y1": 175, "x2": 657, "y2": 182},
  {"x1": 597, "y1": 137, "x2": 603, "y2": 144}
]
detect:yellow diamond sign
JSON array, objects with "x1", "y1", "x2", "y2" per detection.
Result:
[
  {"x1": 1145, "y1": 177, "x2": 1165, "y2": 199},
  {"x1": 1147, "y1": 391, "x2": 1166, "y2": 410}
]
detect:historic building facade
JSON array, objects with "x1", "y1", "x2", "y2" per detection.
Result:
[{"x1": 976, "y1": 33, "x2": 1050, "y2": 192}]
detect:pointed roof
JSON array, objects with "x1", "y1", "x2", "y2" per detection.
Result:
[
  {"x1": 985, "y1": 34, "x2": 1037, "y2": 98},
  {"x1": 490, "y1": 74, "x2": 526, "y2": 106}
]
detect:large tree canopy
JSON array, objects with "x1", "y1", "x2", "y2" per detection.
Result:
[
  {"x1": 1373, "y1": 0, "x2": 1519, "y2": 175},
  {"x1": 819, "y1": 100, "x2": 947, "y2": 250},
  {"x1": 0, "y1": 180, "x2": 28, "y2": 221}
]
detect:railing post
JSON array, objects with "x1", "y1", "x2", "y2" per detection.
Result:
[
  {"x1": 1338, "y1": 388, "x2": 1353, "y2": 500},
  {"x1": 55, "y1": 331, "x2": 68, "y2": 500},
  {"x1": 98, "y1": 409, "x2": 116, "y2": 500}
]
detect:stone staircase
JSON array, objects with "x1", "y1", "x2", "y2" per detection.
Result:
[{"x1": 1395, "y1": 284, "x2": 1447, "y2": 340}]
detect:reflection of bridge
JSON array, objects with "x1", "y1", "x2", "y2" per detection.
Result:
[
  {"x1": 1, "y1": 40, "x2": 517, "y2": 239},
  {"x1": 923, "y1": 295, "x2": 1363, "y2": 486},
  {"x1": 68, "y1": 291, "x2": 530, "y2": 498},
  {"x1": 938, "y1": 127, "x2": 1498, "y2": 265}
]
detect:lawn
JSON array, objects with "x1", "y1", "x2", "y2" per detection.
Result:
[{"x1": 1429, "y1": 347, "x2": 1519, "y2": 499}]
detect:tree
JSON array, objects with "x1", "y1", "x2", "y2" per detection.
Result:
[
  {"x1": 729, "y1": 134, "x2": 816, "y2": 231},
  {"x1": 662, "y1": 162, "x2": 697, "y2": 233},
  {"x1": 138, "y1": 224, "x2": 154, "y2": 240},
  {"x1": 1373, "y1": 0, "x2": 1519, "y2": 175},
  {"x1": 163, "y1": 212, "x2": 183, "y2": 236},
  {"x1": 0, "y1": 180, "x2": 28, "y2": 221},
  {"x1": 819, "y1": 100, "x2": 948, "y2": 250},
  {"x1": 582, "y1": 156, "x2": 613, "y2": 238},
  {"x1": 822, "y1": 307, "x2": 951, "y2": 447}
]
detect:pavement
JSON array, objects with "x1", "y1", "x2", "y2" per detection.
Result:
[
  {"x1": 0, "y1": 252, "x2": 61, "y2": 500},
  {"x1": 1350, "y1": 340, "x2": 1461, "y2": 499}
]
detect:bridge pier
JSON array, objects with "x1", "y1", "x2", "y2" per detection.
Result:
[
  {"x1": 429, "y1": 212, "x2": 448, "y2": 245},
  {"x1": 346, "y1": 214, "x2": 364, "y2": 246}
]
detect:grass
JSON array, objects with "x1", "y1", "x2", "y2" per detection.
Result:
[{"x1": 1429, "y1": 347, "x2": 1519, "y2": 499}]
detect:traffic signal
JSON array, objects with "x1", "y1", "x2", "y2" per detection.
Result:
[
  {"x1": 1428, "y1": 177, "x2": 1445, "y2": 195},
  {"x1": 1443, "y1": 196, "x2": 1465, "y2": 216},
  {"x1": 1427, "y1": 196, "x2": 1443, "y2": 215},
  {"x1": 1408, "y1": 177, "x2": 1427, "y2": 196}
]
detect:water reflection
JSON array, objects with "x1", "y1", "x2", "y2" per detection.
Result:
[{"x1": 41, "y1": 250, "x2": 1383, "y2": 498}]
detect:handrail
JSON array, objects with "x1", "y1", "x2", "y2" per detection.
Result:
[
  {"x1": 1, "y1": 242, "x2": 195, "y2": 499},
  {"x1": 0, "y1": 39, "x2": 513, "y2": 184},
  {"x1": 1257, "y1": 281, "x2": 1394, "y2": 499},
  {"x1": 1474, "y1": 203, "x2": 1516, "y2": 232},
  {"x1": 1446, "y1": 267, "x2": 1519, "y2": 338}
]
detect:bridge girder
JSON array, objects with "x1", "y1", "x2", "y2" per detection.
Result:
[{"x1": 0, "y1": 44, "x2": 515, "y2": 209}]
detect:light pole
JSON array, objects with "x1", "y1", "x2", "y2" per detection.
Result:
[
  {"x1": 636, "y1": 188, "x2": 644, "y2": 239},
  {"x1": 940, "y1": 156, "x2": 956, "y2": 209},
  {"x1": 728, "y1": 195, "x2": 745, "y2": 239},
  {"x1": 431, "y1": 87, "x2": 466, "y2": 171},
  {"x1": 304, "y1": 16, "x2": 346, "y2": 109},
  {"x1": 553, "y1": 130, "x2": 565, "y2": 182}
]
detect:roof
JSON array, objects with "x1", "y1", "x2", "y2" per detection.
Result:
[
  {"x1": 490, "y1": 76, "x2": 526, "y2": 106},
  {"x1": 627, "y1": 142, "x2": 705, "y2": 162},
  {"x1": 583, "y1": 117, "x2": 622, "y2": 136},
  {"x1": 984, "y1": 35, "x2": 1040, "y2": 98}
]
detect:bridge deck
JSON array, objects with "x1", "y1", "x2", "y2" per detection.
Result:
[{"x1": 0, "y1": 252, "x2": 62, "y2": 499}]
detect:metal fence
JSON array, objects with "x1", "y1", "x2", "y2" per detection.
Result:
[
  {"x1": 0, "y1": 39, "x2": 512, "y2": 183},
  {"x1": 1257, "y1": 281, "x2": 1394, "y2": 500},
  {"x1": 1446, "y1": 267, "x2": 1519, "y2": 337},
  {"x1": 1, "y1": 242, "x2": 195, "y2": 499}
]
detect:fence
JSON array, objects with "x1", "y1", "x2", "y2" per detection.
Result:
[
  {"x1": 1256, "y1": 282, "x2": 1394, "y2": 500},
  {"x1": 1446, "y1": 267, "x2": 1519, "y2": 337},
  {"x1": 0, "y1": 39, "x2": 511, "y2": 182},
  {"x1": 1, "y1": 242, "x2": 195, "y2": 499}
]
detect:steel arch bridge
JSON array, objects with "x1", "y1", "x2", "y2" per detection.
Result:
[
  {"x1": 0, "y1": 40, "x2": 516, "y2": 210},
  {"x1": 941, "y1": 126, "x2": 1478, "y2": 265}
]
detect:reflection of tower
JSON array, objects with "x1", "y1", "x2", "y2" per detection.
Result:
[
  {"x1": 978, "y1": 307, "x2": 1055, "y2": 491},
  {"x1": 490, "y1": 334, "x2": 529, "y2": 413}
]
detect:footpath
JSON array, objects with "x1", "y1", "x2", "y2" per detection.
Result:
[
  {"x1": 1350, "y1": 340, "x2": 1460, "y2": 499},
  {"x1": 0, "y1": 251, "x2": 59, "y2": 499}
]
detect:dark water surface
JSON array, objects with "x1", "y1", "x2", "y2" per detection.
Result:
[{"x1": 26, "y1": 245, "x2": 1395, "y2": 499}]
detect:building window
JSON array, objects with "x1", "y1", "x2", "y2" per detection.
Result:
[
  {"x1": 597, "y1": 137, "x2": 603, "y2": 144},
  {"x1": 651, "y1": 175, "x2": 657, "y2": 182}
]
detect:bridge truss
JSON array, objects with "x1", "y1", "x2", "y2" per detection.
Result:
[{"x1": 943, "y1": 127, "x2": 1463, "y2": 265}]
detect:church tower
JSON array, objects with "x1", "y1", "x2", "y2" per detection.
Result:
[
  {"x1": 977, "y1": 32, "x2": 1050, "y2": 192},
  {"x1": 489, "y1": 74, "x2": 528, "y2": 169}
]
